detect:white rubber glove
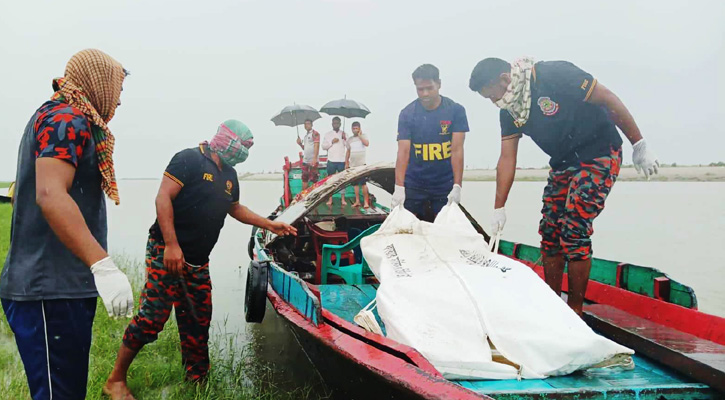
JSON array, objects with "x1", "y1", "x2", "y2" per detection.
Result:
[
  {"x1": 91, "y1": 257, "x2": 134, "y2": 318},
  {"x1": 447, "y1": 184, "x2": 462, "y2": 205},
  {"x1": 491, "y1": 207, "x2": 507, "y2": 236},
  {"x1": 632, "y1": 139, "x2": 659, "y2": 179},
  {"x1": 391, "y1": 185, "x2": 405, "y2": 209}
]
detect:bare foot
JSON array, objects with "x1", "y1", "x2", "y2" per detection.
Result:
[
  {"x1": 103, "y1": 381, "x2": 136, "y2": 400},
  {"x1": 351, "y1": 202, "x2": 361, "y2": 208},
  {"x1": 341, "y1": 200, "x2": 347, "y2": 206},
  {"x1": 326, "y1": 200, "x2": 333, "y2": 207},
  {"x1": 363, "y1": 202, "x2": 371, "y2": 209}
]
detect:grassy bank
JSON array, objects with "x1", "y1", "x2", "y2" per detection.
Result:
[{"x1": 0, "y1": 204, "x2": 316, "y2": 399}]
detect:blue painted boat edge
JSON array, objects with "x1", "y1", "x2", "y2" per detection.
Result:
[
  {"x1": 315, "y1": 285, "x2": 718, "y2": 397},
  {"x1": 463, "y1": 379, "x2": 711, "y2": 395},
  {"x1": 254, "y1": 233, "x2": 322, "y2": 326},
  {"x1": 478, "y1": 383, "x2": 713, "y2": 395}
]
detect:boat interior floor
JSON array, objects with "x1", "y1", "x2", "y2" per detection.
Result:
[
  {"x1": 305, "y1": 196, "x2": 388, "y2": 221},
  {"x1": 318, "y1": 284, "x2": 717, "y2": 399}
]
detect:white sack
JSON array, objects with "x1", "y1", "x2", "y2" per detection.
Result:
[{"x1": 361, "y1": 205, "x2": 633, "y2": 380}]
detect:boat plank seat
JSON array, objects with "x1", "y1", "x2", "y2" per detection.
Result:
[
  {"x1": 320, "y1": 224, "x2": 380, "y2": 284},
  {"x1": 583, "y1": 303, "x2": 725, "y2": 393}
]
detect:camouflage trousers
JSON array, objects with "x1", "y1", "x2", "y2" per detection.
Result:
[
  {"x1": 123, "y1": 236, "x2": 213, "y2": 381},
  {"x1": 539, "y1": 147, "x2": 622, "y2": 262}
]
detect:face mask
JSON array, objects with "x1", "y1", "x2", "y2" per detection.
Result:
[
  {"x1": 209, "y1": 120, "x2": 254, "y2": 167},
  {"x1": 218, "y1": 144, "x2": 250, "y2": 166}
]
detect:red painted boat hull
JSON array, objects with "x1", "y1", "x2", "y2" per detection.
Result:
[
  {"x1": 267, "y1": 288, "x2": 490, "y2": 400},
  {"x1": 259, "y1": 161, "x2": 725, "y2": 398}
]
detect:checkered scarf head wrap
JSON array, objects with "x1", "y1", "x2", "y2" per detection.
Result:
[
  {"x1": 495, "y1": 56, "x2": 535, "y2": 128},
  {"x1": 206, "y1": 119, "x2": 254, "y2": 166},
  {"x1": 51, "y1": 49, "x2": 126, "y2": 205}
]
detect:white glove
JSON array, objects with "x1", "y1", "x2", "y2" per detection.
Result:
[
  {"x1": 491, "y1": 207, "x2": 507, "y2": 236},
  {"x1": 447, "y1": 184, "x2": 462, "y2": 205},
  {"x1": 632, "y1": 139, "x2": 659, "y2": 179},
  {"x1": 391, "y1": 185, "x2": 405, "y2": 209},
  {"x1": 91, "y1": 257, "x2": 134, "y2": 318}
]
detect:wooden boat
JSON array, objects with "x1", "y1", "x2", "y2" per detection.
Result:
[{"x1": 245, "y1": 155, "x2": 725, "y2": 399}]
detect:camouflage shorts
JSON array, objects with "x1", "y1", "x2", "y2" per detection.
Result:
[
  {"x1": 122, "y1": 235, "x2": 213, "y2": 381},
  {"x1": 301, "y1": 162, "x2": 319, "y2": 183},
  {"x1": 539, "y1": 147, "x2": 622, "y2": 262}
]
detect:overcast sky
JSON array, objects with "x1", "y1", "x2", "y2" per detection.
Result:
[{"x1": 1, "y1": 0, "x2": 723, "y2": 180}]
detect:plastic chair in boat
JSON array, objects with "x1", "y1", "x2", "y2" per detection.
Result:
[
  {"x1": 307, "y1": 220, "x2": 356, "y2": 284},
  {"x1": 320, "y1": 224, "x2": 381, "y2": 284}
]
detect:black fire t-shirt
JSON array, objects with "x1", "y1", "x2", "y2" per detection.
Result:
[
  {"x1": 149, "y1": 144, "x2": 240, "y2": 265},
  {"x1": 500, "y1": 61, "x2": 623, "y2": 170}
]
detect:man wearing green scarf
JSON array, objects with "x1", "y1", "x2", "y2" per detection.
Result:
[{"x1": 103, "y1": 120, "x2": 296, "y2": 399}]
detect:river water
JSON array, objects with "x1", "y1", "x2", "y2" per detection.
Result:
[{"x1": 107, "y1": 179, "x2": 725, "y2": 393}]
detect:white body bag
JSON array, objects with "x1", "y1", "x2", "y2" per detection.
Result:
[{"x1": 360, "y1": 205, "x2": 633, "y2": 380}]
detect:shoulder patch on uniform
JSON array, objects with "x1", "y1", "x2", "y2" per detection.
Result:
[{"x1": 537, "y1": 97, "x2": 559, "y2": 116}]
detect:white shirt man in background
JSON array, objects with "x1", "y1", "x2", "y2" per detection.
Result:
[
  {"x1": 322, "y1": 116, "x2": 348, "y2": 206},
  {"x1": 296, "y1": 119, "x2": 321, "y2": 190},
  {"x1": 345, "y1": 121, "x2": 371, "y2": 208}
]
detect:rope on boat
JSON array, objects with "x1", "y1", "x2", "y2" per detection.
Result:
[
  {"x1": 487, "y1": 232, "x2": 501, "y2": 257},
  {"x1": 354, "y1": 299, "x2": 384, "y2": 335}
]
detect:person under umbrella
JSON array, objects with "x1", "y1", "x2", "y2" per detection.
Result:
[
  {"x1": 270, "y1": 104, "x2": 322, "y2": 137},
  {"x1": 271, "y1": 104, "x2": 323, "y2": 191},
  {"x1": 296, "y1": 119, "x2": 321, "y2": 190}
]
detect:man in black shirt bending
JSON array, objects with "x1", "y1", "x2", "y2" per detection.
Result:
[
  {"x1": 103, "y1": 120, "x2": 296, "y2": 399},
  {"x1": 469, "y1": 57, "x2": 659, "y2": 316}
]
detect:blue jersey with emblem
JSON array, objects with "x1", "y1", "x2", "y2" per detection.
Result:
[
  {"x1": 398, "y1": 96, "x2": 469, "y2": 194},
  {"x1": 500, "y1": 61, "x2": 622, "y2": 170}
]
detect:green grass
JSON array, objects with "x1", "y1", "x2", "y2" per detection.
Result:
[
  {"x1": 0, "y1": 204, "x2": 10, "y2": 260},
  {"x1": 0, "y1": 204, "x2": 318, "y2": 399},
  {"x1": 0, "y1": 182, "x2": 10, "y2": 189}
]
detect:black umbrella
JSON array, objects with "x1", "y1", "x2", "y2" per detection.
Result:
[
  {"x1": 320, "y1": 97, "x2": 371, "y2": 133},
  {"x1": 271, "y1": 104, "x2": 322, "y2": 137},
  {"x1": 320, "y1": 98, "x2": 371, "y2": 119}
]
